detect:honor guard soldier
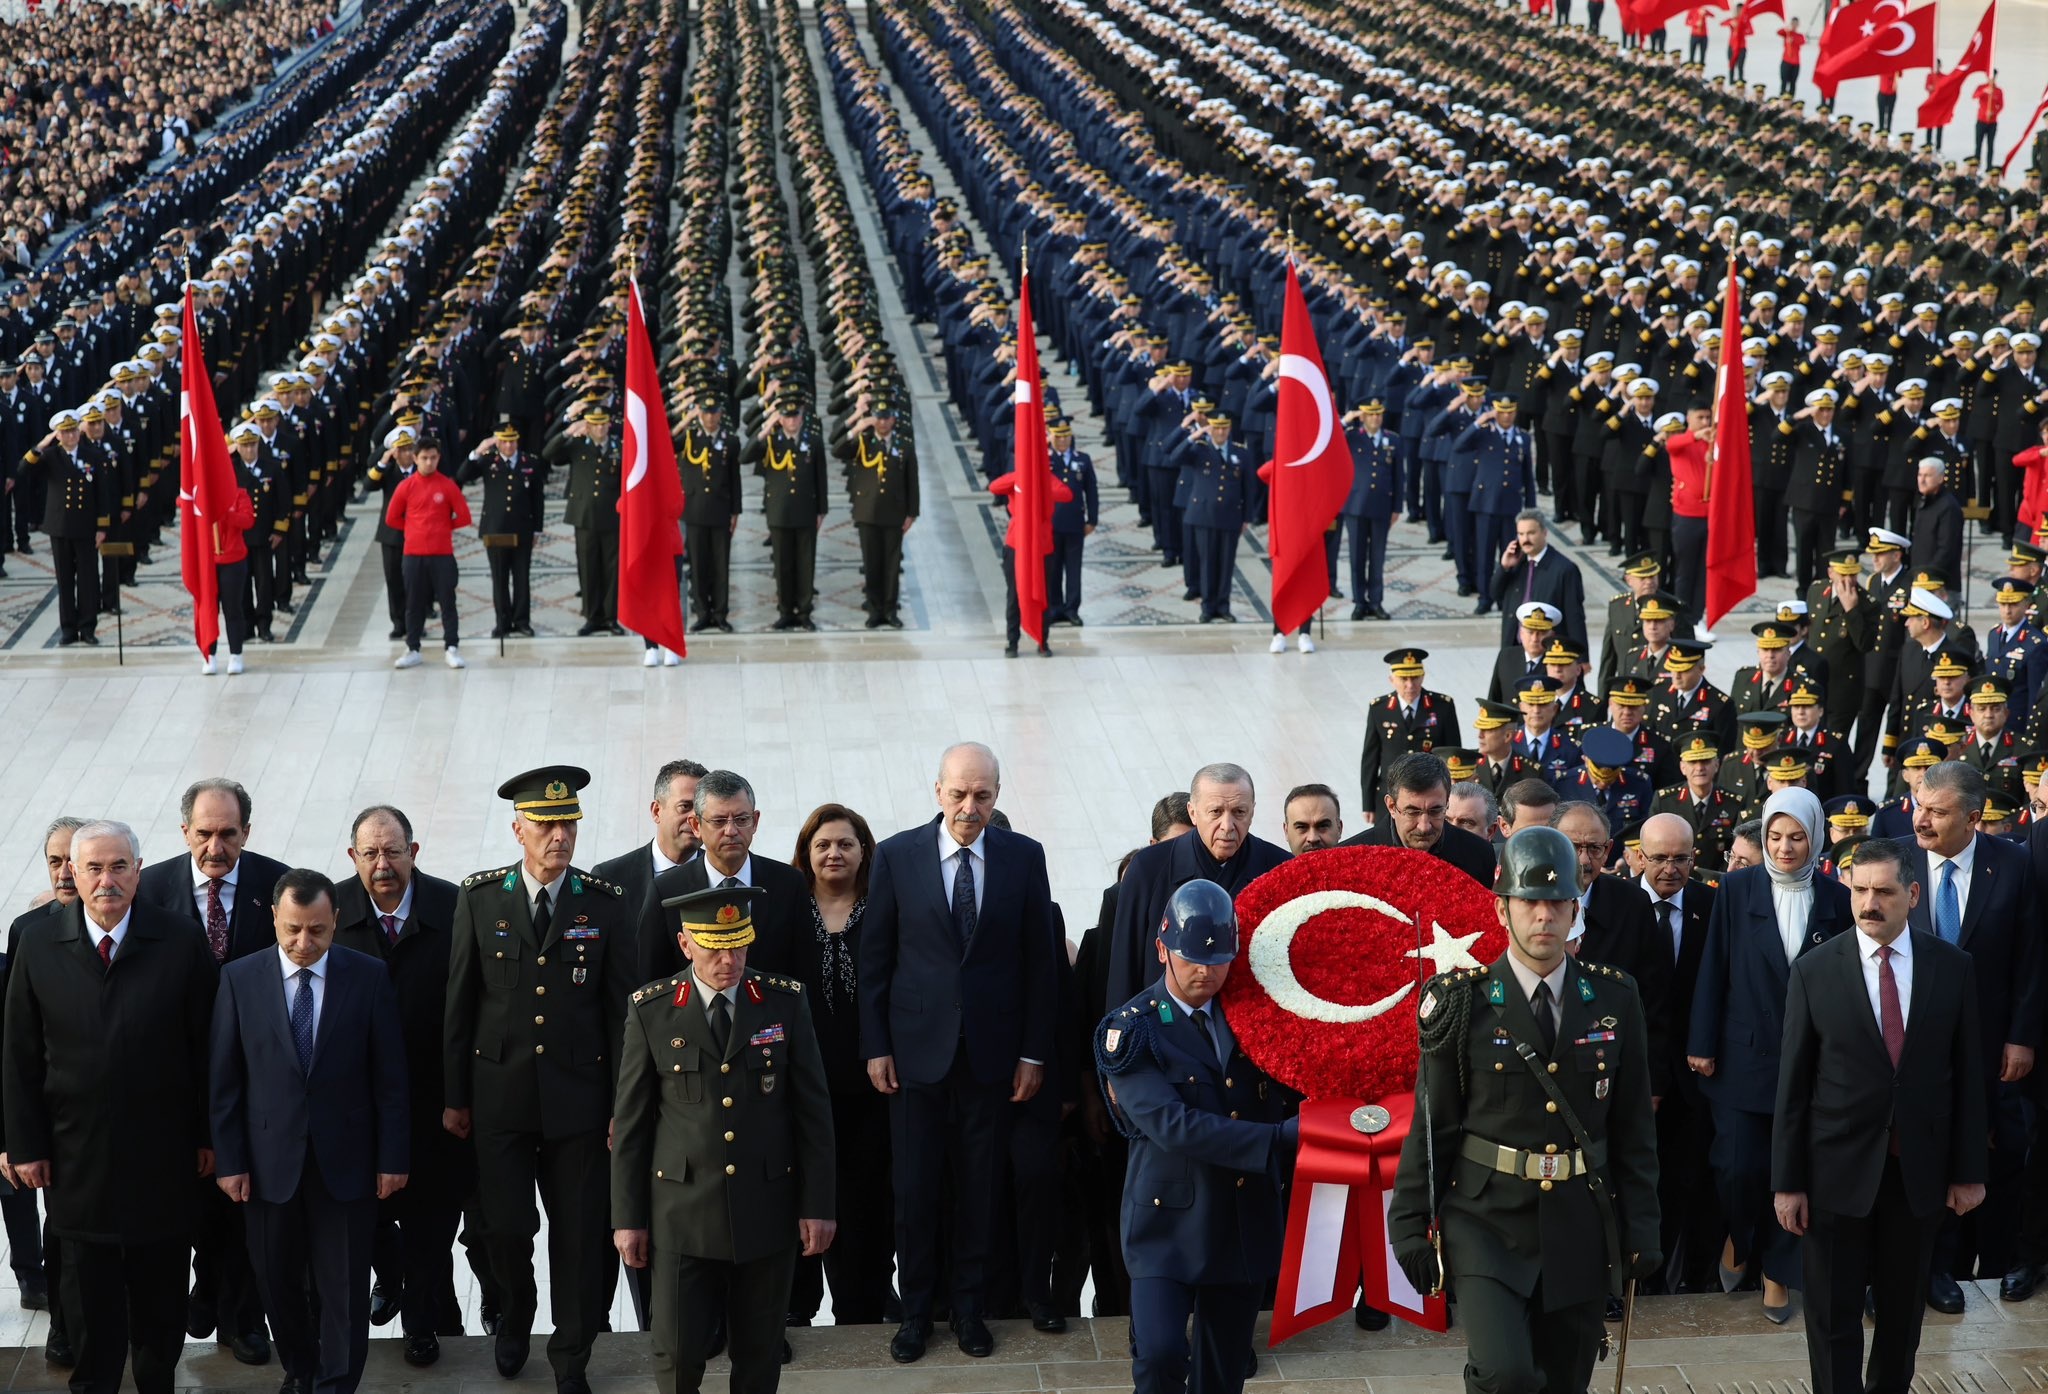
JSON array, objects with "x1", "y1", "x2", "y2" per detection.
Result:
[
  {"x1": 15, "y1": 408, "x2": 113, "y2": 645},
  {"x1": 837, "y1": 399, "x2": 918, "y2": 630},
  {"x1": 1651, "y1": 639, "x2": 1737, "y2": 755},
  {"x1": 612, "y1": 886, "x2": 837, "y2": 1394},
  {"x1": 680, "y1": 396, "x2": 742, "y2": 634},
  {"x1": 748, "y1": 391, "x2": 829, "y2": 632},
  {"x1": 1094, "y1": 881, "x2": 1299, "y2": 1394},
  {"x1": 1985, "y1": 576, "x2": 2048, "y2": 732},
  {"x1": 444, "y1": 766, "x2": 638, "y2": 1394},
  {"x1": 462, "y1": 424, "x2": 542, "y2": 640},
  {"x1": 1047, "y1": 418, "x2": 1098, "y2": 627},
  {"x1": 1805, "y1": 549, "x2": 1872, "y2": 742},
  {"x1": 1359, "y1": 648, "x2": 1464, "y2": 813},
  {"x1": 1650, "y1": 735, "x2": 1743, "y2": 870},
  {"x1": 1389, "y1": 828, "x2": 1660, "y2": 1394},
  {"x1": 1557, "y1": 726, "x2": 1656, "y2": 838},
  {"x1": 1473, "y1": 700, "x2": 1541, "y2": 796},
  {"x1": 547, "y1": 403, "x2": 623, "y2": 638},
  {"x1": 1596, "y1": 551, "x2": 1667, "y2": 694},
  {"x1": 1512, "y1": 676, "x2": 1583, "y2": 789},
  {"x1": 1341, "y1": 399, "x2": 1400, "y2": 621},
  {"x1": 1782, "y1": 683, "x2": 1845, "y2": 799}
]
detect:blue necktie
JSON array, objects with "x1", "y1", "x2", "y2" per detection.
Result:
[
  {"x1": 952, "y1": 848, "x2": 978, "y2": 946},
  {"x1": 1936, "y1": 861, "x2": 1961, "y2": 945},
  {"x1": 291, "y1": 968, "x2": 315, "y2": 1073}
]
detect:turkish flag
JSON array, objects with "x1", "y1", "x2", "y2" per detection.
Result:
[
  {"x1": 179, "y1": 286, "x2": 234, "y2": 658},
  {"x1": 2002, "y1": 84, "x2": 2048, "y2": 175},
  {"x1": 1009, "y1": 266, "x2": 1056, "y2": 646},
  {"x1": 616, "y1": 279, "x2": 687, "y2": 659},
  {"x1": 1623, "y1": 0, "x2": 1722, "y2": 37},
  {"x1": 1705, "y1": 253, "x2": 1756, "y2": 628},
  {"x1": 1916, "y1": 1, "x2": 1994, "y2": 128},
  {"x1": 1814, "y1": 0, "x2": 1934, "y2": 85},
  {"x1": 1257, "y1": 263, "x2": 1354, "y2": 636}
]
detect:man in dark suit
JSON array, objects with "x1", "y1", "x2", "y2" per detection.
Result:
[
  {"x1": 637, "y1": 769, "x2": 806, "y2": 986},
  {"x1": 1490, "y1": 510, "x2": 1588, "y2": 648},
  {"x1": 1774, "y1": 836, "x2": 1987, "y2": 1394},
  {"x1": 2010, "y1": 772, "x2": 2048, "y2": 1300},
  {"x1": 334, "y1": 806, "x2": 472, "y2": 1365},
  {"x1": 1, "y1": 820, "x2": 218, "y2": 1394},
  {"x1": 858, "y1": 742, "x2": 1061, "y2": 1363},
  {"x1": 211, "y1": 868, "x2": 411, "y2": 1394},
  {"x1": 132, "y1": 777, "x2": 286, "y2": 1364},
  {"x1": 1556, "y1": 802, "x2": 1674, "y2": 1096},
  {"x1": 1106, "y1": 763, "x2": 1292, "y2": 1013},
  {"x1": 590, "y1": 758, "x2": 707, "y2": 927},
  {"x1": 1903, "y1": 761, "x2": 2041, "y2": 1310},
  {"x1": 1339, "y1": 751, "x2": 1498, "y2": 886},
  {"x1": 1636, "y1": 813, "x2": 1723, "y2": 1291}
]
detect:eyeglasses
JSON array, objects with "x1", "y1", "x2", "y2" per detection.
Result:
[
  {"x1": 1642, "y1": 852, "x2": 1694, "y2": 868},
  {"x1": 698, "y1": 813, "x2": 756, "y2": 833},
  {"x1": 1568, "y1": 841, "x2": 1609, "y2": 857}
]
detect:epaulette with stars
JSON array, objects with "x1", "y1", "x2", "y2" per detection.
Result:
[
  {"x1": 1094, "y1": 1000, "x2": 1163, "y2": 1079},
  {"x1": 1416, "y1": 966, "x2": 1488, "y2": 1021},
  {"x1": 462, "y1": 864, "x2": 515, "y2": 889},
  {"x1": 760, "y1": 975, "x2": 804, "y2": 995},
  {"x1": 579, "y1": 873, "x2": 624, "y2": 897},
  {"x1": 630, "y1": 978, "x2": 674, "y2": 1006}
]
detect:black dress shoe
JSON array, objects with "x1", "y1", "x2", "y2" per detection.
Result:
[
  {"x1": 890, "y1": 1318, "x2": 931, "y2": 1363},
  {"x1": 556, "y1": 1378, "x2": 591, "y2": 1394},
  {"x1": 780, "y1": 1338, "x2": 794, "y2": 1364},
  {"x1": 865, "y1": 616, "x2": 884, "y2": 629},
  {"x1": 1005, "y1": 641, "x2": 1019, "y2": 657},
  {"x1": 1065, "y1": 614, "x2": 1081, "y2": 627},
  {"x1": 388, "y1": 627, "x2": 405, "y2": 641},
  {"x1": 953, "y1": 1315, "x2": 994, "y2": 1357},
  {"x1": 403, "y1": 1333, "x2": 441, "y2": 1367},
  {"x1": 370, "y1": 1282, "x2": 400, "y2": 1327},
  {"x1": 1351, "y1": 605, "x2": 1368, "y2": 621},
  {"x1": 230, "y1": 1330, "x2": 272, "y2": 1364},
  {"x1": 706, "y1": 1312, "x2": 728, "y2": 1359},
  {"x1": 1029, "y1": 1302, "x2": 1068, "y2": 1333},
  {"x1": 79, "y1": 634, "x2": 99, "y2": 646},
  {"x1": 1606, "y1": 1295, "x2": 1626, "y2": 1322},
  {"x1": 1182, "y1": 588, "x2": 1200, "y2": 601},
  {"x1": 512, "y1": 625, "x2": 535, "y2": 638},
  {"x1": 43, "y1": 1335, "x2": 73, "y2": 1367},
  {"x1": 1038, "y1": 641, "x2": 1054, "y2": 655},
  {"x1": 480, "y1": 1300, "x2": 500, "y2": 1336},
  {"x1": 495, "y1": 1330, "x2": 530, "y2": 1377},
  {"x1": 2004, "y1": 1263, "x2": 2047, "y2": 1302},
  {"x1": 716, "y1": 621, "x2": 735, "y2": 633},
  {"x1": 576, "y1": 622, "x2": 602, "y2": 636},
  {"x1": 19, "y1": 1274, "x2": 47, "y2": 1310},
  {"x1": 1354, "y1": 1302, "x2": 1390, "y2": 1331},
  {"x1": 1929, "y1": 1272, "x2": 1966, "y2": 1313},
  {"x1": 278, "y1": 1378, "x2": 306, "y2": 1394},
  {"x1": 772, "y1": 617, "x2": 795, "y2": 631}
]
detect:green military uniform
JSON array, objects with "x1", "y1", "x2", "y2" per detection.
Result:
[
  {"x1": 747, "y1": 399, "x2": 830, "y2": 630},
  {"x1": 1804, "y1": 559, "x2": 1874, "y2": 741},
  {"x1": 612, "y1": 886, "x2": 835, "y2": 1394},
  {"x1": 1358, "y1": 649, "x2": 1463, "y2": 813},
  {"x1": 837, "y1": 414, "x2": 919, "y2": 627},
  {"x1": 547, "y1": 405, "x2": 623, "y2": 635},
  {"x1": 1388, "y1": 828, "x2": 1659, "y2": 1394},
  {"x1": 443, "y1": 766, "x2": 638, "y2": 1387}
]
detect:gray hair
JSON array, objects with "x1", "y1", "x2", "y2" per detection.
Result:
[
  {"x1": 1190, "y1": 762, "x2": 1255, "y2": 799},
  {"x1": 180, "y1": 777, "x2": 251, "y2": 826},
  {"x1": 696, "y1": 769, "x2": 757, "y2": 808},
  {"x1": 71, "y1": 820, "x2": 140, "y2": 861},
  {"x1": 1450, "y1": 781, "x2": 1498, "y2": 828},
  {"x1": 1515, "y1": 508, "x2": 1548, "y2": 529},
  {"x1": 1921, "y1": 759, "x2": 1988, "y2": 814},
  {"x1": 1551, "y1": 800, "x2": 1611, "y2": 841},
  {"x1": 938, "y1": 742, "x2": 1001, "y2": 785},
  {"x1": 42, "y1": 815, "x2": 87, "y2": 847}
]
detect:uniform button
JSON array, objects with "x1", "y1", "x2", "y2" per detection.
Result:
[
  {"x1": 1229, "y1": 1111, "x2": 1239, "y2": 1120},
  {"x1": 1224, "y1": 1077, "x2": 1233, "y2": 1088},
  {"x1": 722, "y1": 1096, "x2": 733, "y2": 1108},
  {"x1": 536, "y1": 956, "x2": 546, "y2": 966},
  {"x1": 1545, "y1": 1100, "x2": 1558, "y2": 1113},
  {"x1": 1235, "y1": 1177, "x2": 1246, "y2": 1188},
  {"x1": 535, "y1": 1045, "x2": 545, "y2": 1055},
  {"x1": 724, "y1": 1131, "x2": 735, "y2": 1142},
  {"x1": 1495, "y1": 1062, "x2": 1505, "y2": 1072},
  {"x1": 495, "y1": 951, "x2": 505, "y2": 959},
  {"x1": 724, "y1": 1164, "x2": 736, "y2": 1176},
  {"x1": 534, "y1": 1016, "x2": 545, "y2": 1025},
  {"x1": 1539, "y1": 1179, "x2": 1554, "y2": 1192},
  {"x1": 1547, "y1": 1062, "x2": 1559, "y2": 1074},
  {"x1": 1152, "y1": 1198, "x2": 1161, "y2": 1207},
  {"x1": 673, "y1": 1065, "x2": 681, "y2": 1073},
  {"x1": 1598, "y1": 1062, "x2": 1607, "y2": 1072},
  {"x1": 656, "y1": 1170, "x2": 664, "y2": 1179},
  {"x1": 536, "y1": 987, "x2": 546, "y2": 996},
  {"x1": 672, "y1": 1038, "x2": 683, "y2": 1048},
  {"x1": 1545, "y1": 1143, "x2": 1558, "y2": 1155}
]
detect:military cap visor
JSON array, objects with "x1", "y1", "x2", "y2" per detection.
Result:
[
  {"x1": 665, "y1": 884, "x2": 762, "y2": 952},
  {"x1": 497, "y1": 764, "x2": 591, "y2": 821}
]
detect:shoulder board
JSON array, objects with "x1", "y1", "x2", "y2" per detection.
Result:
[
  {"x1": 1585, "y1": 962, "x2": 1638, "y2": 989},
  {"x1": 630, "y1": 978, "x2": 678, "y2": 1006},
  {"x1": 462, "y1": 865, "x2": 515, "y2": 890},
  {"x1": 577, "y1": 873, "x2": 624, "y2": 897},
  {"x1": 1095, "y1": 1006, "x2": 1162, "y2": 1078},
  {"x1": 759, "y1": 975, "x2": 804, "y2": 995}
]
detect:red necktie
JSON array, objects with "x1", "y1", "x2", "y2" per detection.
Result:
[
  {"x1": 205, "y1": 878, "x2": 229, "y2": 962},
  {"x1": 98, "y1": 935, "x2": 113, "y2": 967},
  {"x1": 380, "y1": 914, "x2": 400, "y2": 946},
  {"x1": 1878, "y1": 945, "x2": 1904, "y2": 1068}
]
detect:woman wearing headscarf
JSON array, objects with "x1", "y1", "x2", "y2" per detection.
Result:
[{"x1": 1685, "y1": 788, "x2": 1848, "y2": 1320}]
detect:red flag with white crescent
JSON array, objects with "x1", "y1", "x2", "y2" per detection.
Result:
[
  {"x1": 1011, "y1": 267, "x2": 1055, "y2": 645},
  {"x1": 2002, "y1": 84, "x2": 2048, "y2": 176},
  {"x1": 616, "y1": 279, "x2": 687, "y2": 659},
  {"x1": 179, "y1": 287, "x2": 233, "y2": 658},
  {"x1": 1705, "y1": 253, "x2": 1756, "y2": 627},
  {"x1": 1813, "y1": 0, "x2": 1934, "y2": 85},
  {"x1": 1916, "y1": 1, "x2": 1994, "y2": 128},
  {"x1": 1259, "y1": 262, "x2": 1354, "y2": 636}
]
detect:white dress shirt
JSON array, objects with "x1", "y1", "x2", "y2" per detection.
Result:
[
  {"x1": 692, "y1": 971, "x2": 740, "y2": 1016},
  {"x1": 85, "y1": 908, "x2": 132, "y2": 958},
  {"x1": 192, "y1": 857, "x2": 240, "y2": 922},
  {"x1": 651, "y1": 841, "x2": 684, "y2": 877},
  {"x1": 1927, "y1": 836, "x2": 1976, "y2": 930},
  {"x1": 279, "y1": 946, "x2": 330, "y2": 1042},
  {"x1": 1856, "y1": 927, "x2": 1913, "y2": 1028},
  {"x1": 371, "y1": 879, "x2": 416, "y2": 932},
  {"x1": 937, "y1": 825, "x2": 986, "y2": 915},
  {"x1": 519, "y1": 867, "x2": 568, "y2": 921},
  {"x1": 702, "y1": 854, "x2": 754, "y2": 889}
]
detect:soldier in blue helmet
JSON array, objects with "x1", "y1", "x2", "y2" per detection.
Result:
[{"x1": 1094, "y1": 880, "x2": 1299, "y2": 1394}]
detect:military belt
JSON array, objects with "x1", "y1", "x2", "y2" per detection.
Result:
[{"x1": 1460, "y1": 1133, "x2": 1602, "y2": 1181}]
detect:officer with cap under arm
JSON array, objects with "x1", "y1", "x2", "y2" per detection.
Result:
[
  {"x1": 1388, "y1": 827, "x2": 1661, "y2": 1394},
  {"x1": 1095, "y1": 881, "x2": 1299, "y2": 1394}
]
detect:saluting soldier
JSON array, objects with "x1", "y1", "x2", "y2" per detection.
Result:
[
  {"x1": 548, "y1": 403, "x2": 623, "y2": 638},
  {"x1": 612, "y1": 886, "x2": 836, "y2": 1394},
  {"x1": 1650, "y1": 734, "x2": 1743, "y2": 870},
  {"x1": 1094, "y1": 881, "x2": 1298, "y2": 1394},
  {"x1": 1359, "y1": 648, "x2": 1464, "y2": 814},
  {"x1": 837, "y1": 399, "x2": 918, "y2": 630},
  {"x1": 462, "y1": 424, "x2": 543, "y2": 641},
  {"x1": 13, "y1": 409, "x2": 111, "y2": 645},
  {"x1": 1596, "y1": 552, "x2": 1667, "y2": 695},
  {"x1": 1985, "y1": 575, "x2": 2048, "y2": 732},
  {"x1": 680, "y1": 397, "x2": 742, "y2": 634},
  {"x1": 1804, "y1": 549, "x2": 1873, "y2": 742},
  {"x1": 443, "y1": 767, "x2": 637, "y2": 1394},
  {"x1": 747, "y1": 391, "x2": 829, "y2": 632},
  {"x1": 1389, "y1": 827, "x2": 1660, "y2": 1394}
]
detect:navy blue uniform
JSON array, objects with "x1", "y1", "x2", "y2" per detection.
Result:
[
  {"x1": 1174, "y1": 435, "x2": 1251, "y2": 621},
  {"x1": 1341, "y1": 425, "x2": 1401, "y2": 614},
  {"x1": 1461, "y1": 420, "x2": 1540, "y2": 601},
  {"x1": 1049, "y1": 444, "x2": 1099, "y2": 622}
]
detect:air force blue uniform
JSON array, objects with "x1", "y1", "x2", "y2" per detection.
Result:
[
  {"x1": 1173, "y1": 434, "x2": 1251, "y2": 620},
  {"x1": 1096, "y1": 989, "x2": 1296, "y2": 1394},
  {"x1": 1342, "y1": 425, "x2": 1401, "y2": 613}
]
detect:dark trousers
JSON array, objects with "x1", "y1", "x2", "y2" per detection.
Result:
[
  {"x1": 574, "y1": 525, "x2": 619, "y2": 626},
  {"x1": 244, "y1": 1155, "x2": 376, "y2": 1394},
  {"x1": 247, "y1": 535, "x2": 276, "y2": 636},
  {"x1": 485, "y1": 539, "x2": 531, "y2": 632},
  {"x1": 1345, "y1": 514, "x2": 1389, "y2": 609},
  {"x1": 1792, "y1": 507, "x2": 1827, "y2": 592},
  {"x1": 655, "y1": 1245, "x2": 797, "y2": 1394},
  {"x1": 1574, "y1": 452, "x2": 1606, "y2": 541},
  {"x1": 1779, "y1": 59, "x2": 1798, "y2": 96},
  {"x1": 1474, "y1": 512, "x2": 1517, "y2": 598},
  {"x1": 7, "y1": 472, "x2": 34, "y2": 545},
  {"x1": 193, "y1": 1180, "x2": 267, "y2": 1341},
  {"x1": 790, "y1": 1085, "x2": 893, "y2": 1324},
  {"x1": 1672, "y1": 515, "x2": 1708, "y2": 626},
  {"x1": 1147, "y1": 467, "x2": 1182, "y2": 559},
  {"x1": 1, "y1": 1184, "x2": 41, "y2": 1280},
  {"x1": 1710, "y1": 1101, "x2": 1801, "y2": 1286},
  {"x1": 768, "y1": 525, "x2": 817, "y2": 623},
  {"x1": 1451, "y1": 1273, "x2": 1605, "y2": 1394},
  {"x1": 64, "y1": 1234, "x2": 187, "y2": 1394},
  {"x1": 1877, "y1": 91, "x2": 1897, "y2": 130},
  {"x1": 1975, "y1": 121, "x2": 1998, "y2": 166},
  {"x1": 379, "y1": 542, "x2": 405, "y2": 630},
  {"x1": 403, "y1": 554, "x2": 459, "y2": 651},
  {"x1": 1655, "y1": 1077, "x2": 1723, "y2": 1287},
  {"x1": 471, "y1": 1126, "x2": 617, "y2": 1378},
  {"x1": 1049, "y1": 530, "x2": 1085, "y2": 619},
  {"x1": 685, "y1": 523, "x2": 730, "y2": 625},
  {"x1": 856, "y1": 521, "x2": 904, "y2": 620},
  {"x1": 1422, "y1": 453, "x2": 1446, "y2": 542},
  {"x1": 892, "y1": 1048, "x2": 1011, "y2": 1321},
  {"x1": 1189, "y1": 525, "x2": 1238, "y2": 618},
  {"x1": 1802, "y1": 1156, "x2": 1942, "y2": 1394},
  {"x1": 1755, "y1": 486, "x2": 1789, "y2": 576},
  {"x1": 387, "y1": 1182, "x2": 464, "y2": 1339},
  {"x1": 213, "y1": 560, "x2": 249, "y2": 656},
  {"x1": 1445, "y1": 494, "x2": 1477, "y2": 592},
  {"x1": 1689, "y1": 33, "x2": 1708, "y2": 60},
  {"x1": 1129, "y1": 1277, "x2": 1260, "y2": 1394},
  {"x1": 49, "y1": 534, "x2": 97, "y2": 639},
  {"x1": 1730, "y1": 47, "x2": 1746, "y2": 78},
  {"x1": 1002, "y1": 549, "x2": 1057, "y2": 649}
]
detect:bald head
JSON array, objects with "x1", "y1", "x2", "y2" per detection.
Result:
[{"x1": 1637, "y1": 812, "x2": 1697, "y2": 897}]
